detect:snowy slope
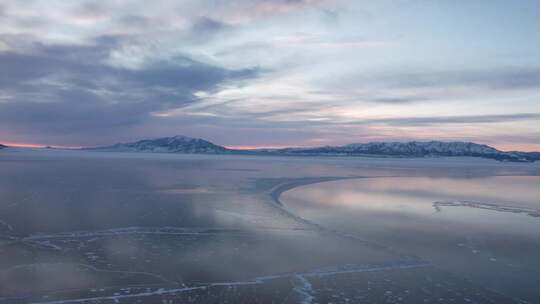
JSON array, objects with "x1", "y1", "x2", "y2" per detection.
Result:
[
  {"x1": 87, "y1": 135, "x2": 228, "y2": 154},
  {"x1": 270, "y1": 141, "x2": 537, "y2": 162}
]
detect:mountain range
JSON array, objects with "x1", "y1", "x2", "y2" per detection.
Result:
[{"x1": 85, "y1": 135, "x2": 540, "y2": 162}]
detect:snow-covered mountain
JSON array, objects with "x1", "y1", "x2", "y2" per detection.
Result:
[
  {"x1": 85, "y1": 136, "x2": 539, "y2": 162},
  {"x1": 87, "y1": 135, "x2": 228, "y2": 154},
  {"x1": 276, "y1": 141, "x2": 499, "y2": 156},
  {"x1": 269, "y1": 141, "x2": 538, "y2": 162}
]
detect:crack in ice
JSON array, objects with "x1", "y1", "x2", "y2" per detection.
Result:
[{"x1": 26, "y1": 261, "x2": 431, "y2": 304}]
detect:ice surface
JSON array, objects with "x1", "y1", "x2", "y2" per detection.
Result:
[{"x1": 0, "y1": 149, "x2": 538, "y2": 303}]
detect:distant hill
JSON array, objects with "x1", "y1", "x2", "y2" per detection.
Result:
[
  {"x1": 85, "y1": 136, "x2": 539, "y2": 162},
  {"x1": 0, "y1": 144, "x2": 7, "y2": 149},
  {"x1": 86, "y1": 135, "x2": 228, "y2": 154}
]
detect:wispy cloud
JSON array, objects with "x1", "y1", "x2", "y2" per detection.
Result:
[
  {"x1": 344, "y1": 113, "x2": 540, "y2": 127},
  {"x1": 377, "y1": 68, "x2": 540, "y2": 91}
]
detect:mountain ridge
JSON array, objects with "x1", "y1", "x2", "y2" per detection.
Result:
[
  {"x1": 271, "y1": 141, "x2": 538, "y2": 162},
  {"x1": 85, "y1": 135, "x2": 227, "y2": 154},
  {"x1": 84, "y1": 135, "x2": 539, "y2": 162}
]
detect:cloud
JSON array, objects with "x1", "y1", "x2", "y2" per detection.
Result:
[
  {"x1": 0, "y1": 37, "x2": 259, "y2": 139},
  {"x1": 0, "y1": 0, "x2": 329, "y2": 37},
  {"x1": 379, "y1": 68, "x2": 540, "y2": 91},
  {"x1": 200, "y1": 0, "x2": 329, "y2": 23},
  {"x1": 191, "y1": 17, "x2": 231, "y2": 35},
  {"x1": 72, "y1": 2, "x2": 109, "y2": 23},
  {"x1": 368, "y1": 96, "x2": 430, "y2": 104},
  {"x1": 356, "y1": 113, "x2": 540, "y2": 127}
]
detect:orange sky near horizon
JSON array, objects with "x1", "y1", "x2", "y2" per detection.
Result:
[{"x1": 1, "y1": 142, "x2": 82, "y2": 149}]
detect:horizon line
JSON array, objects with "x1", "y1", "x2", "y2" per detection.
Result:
[{"x1": 2, "y1": 139, "x2": 540, "y2": 153}]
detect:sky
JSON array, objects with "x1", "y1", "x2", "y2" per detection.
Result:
[{"x1": 1, "y1": 0, "x2": 540, "y2": 151}]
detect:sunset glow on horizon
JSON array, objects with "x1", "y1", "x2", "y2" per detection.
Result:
[{"x1": 1, "y1": 142, "x2": 82, "y2": 149}]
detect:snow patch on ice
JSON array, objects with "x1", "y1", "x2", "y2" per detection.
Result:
[{"x1": 433, "y1": 200, "x2": 540, "y2": 218}]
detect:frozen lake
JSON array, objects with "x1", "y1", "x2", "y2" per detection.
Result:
[
  {"x1": 1, "y1": 149, "x2": 539, "y2": 303},
  {"x1": 282, "y1": 176, "x2": 540, "y2": 302}
]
